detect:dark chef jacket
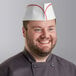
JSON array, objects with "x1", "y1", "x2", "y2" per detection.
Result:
[{"x1": 0, "y1": 49, "x2": 76, "y2": 76}]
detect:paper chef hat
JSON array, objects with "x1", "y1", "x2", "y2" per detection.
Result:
[{"x1": 23, "y1": 2, "x2": 56, "y2": 21}]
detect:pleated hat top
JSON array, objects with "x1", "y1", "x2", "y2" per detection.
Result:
[{"x1": 23, "y1": 2, "x2": 56, "y2": 21}]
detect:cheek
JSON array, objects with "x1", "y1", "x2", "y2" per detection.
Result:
[
  {"x1": 33, "y1": 34, "x2": 41, "y2": 41},
  {"x1": 51, "y1": 31, "x2": 57, "y2": 41},
  {"x1": 28, "y1": 31, "x2": 41, "y2": 41}
]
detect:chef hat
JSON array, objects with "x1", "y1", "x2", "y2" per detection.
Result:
[{"x1": 23, "y1": 2, "x2": 56, "y2": 21}]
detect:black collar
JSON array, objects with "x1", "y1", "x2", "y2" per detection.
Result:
[{"x1": 23, "y1": 48, "x2": 53, "y2": 63}]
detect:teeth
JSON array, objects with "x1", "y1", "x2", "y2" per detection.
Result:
[{"x1": 40, "y1": 41, "x2": 49, "y2": 44}]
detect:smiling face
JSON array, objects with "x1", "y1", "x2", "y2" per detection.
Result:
[{"x1": 23, "y1": 20, "x2": 57, "y2": 57}]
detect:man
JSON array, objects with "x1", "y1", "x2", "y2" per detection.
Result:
[{"x1": 0, "y1": 2, "x2": 76, "y2": 76}]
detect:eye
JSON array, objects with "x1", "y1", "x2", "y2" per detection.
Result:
[
  {"x1": 48, "y1": 28, "x2": 53, "y2": 31},
  {"x1": 34, "y1": 28, "x2": 42, "y2": 32}
]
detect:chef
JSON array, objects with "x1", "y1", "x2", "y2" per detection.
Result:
[{"x1": 0, "y1": 2, "x2": 76, "y2": 76}]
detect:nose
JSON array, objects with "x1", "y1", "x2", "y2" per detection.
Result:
[{"x1": 40, "y1": 29, "x2": 50, "y2": 39}]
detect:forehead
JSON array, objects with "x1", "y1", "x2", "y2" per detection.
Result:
[{"x1": 28, "y1": 19, "x2": 56, "y2": 28}]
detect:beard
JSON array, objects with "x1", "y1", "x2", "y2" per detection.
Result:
[
  {"x1": 26, "y1": 33, "x2": 56, "y2": 57},
  {"x1": 27, "y1": 42, "x2": 52, "y2": 57}
]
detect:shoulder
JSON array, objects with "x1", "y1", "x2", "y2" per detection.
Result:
[
  {"x1": 52, "y1": 54, "x2": 76, "y2": 66},
  {"x1": 0, "y1": 51, "x2": 28, "y2": 69},
  {"x1": 0, "y1": 52, "x2": 23, "y2": 65},
  {"x1": 0, "y1": 51, "x2": 28, "y2": 76},
  {"x1": 52, "y1": 54, "x2": 76, "y2": 71}
]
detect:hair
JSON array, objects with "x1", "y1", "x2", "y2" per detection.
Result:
[
  {"x1": 23, "y1": 19, "x2": 56, "y2": 30},
  {"x1": 23, "y1": 21, "x2": 29, "y2": 30}
]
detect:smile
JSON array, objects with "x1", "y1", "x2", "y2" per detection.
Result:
[{"x1": 39, "y1": 40, "x2": 50, "y2": 44}]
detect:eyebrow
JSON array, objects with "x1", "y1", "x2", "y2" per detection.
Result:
[
  {"x1": 48, "y1": 26, "x2": 55, "y2": 28},
  {"x1": 30, "y1": 25, "x2": 55, "y2": 29},
  {"x1": 31, "y1": 26, "x2": 42, "y2": 28}
]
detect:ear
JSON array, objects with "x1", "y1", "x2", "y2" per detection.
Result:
[{"x1": 22, "y1": 26, "x2": 26, "y2": 38}]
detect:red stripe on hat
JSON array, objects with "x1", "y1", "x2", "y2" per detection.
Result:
[
  {"x1": 44, "y1": 3, "x2": 52, "y2": 20},
  {"x1": 27, "y1": 3, "x2": 52, "y2": 20},
  {"x1": 28, "y1": 4, "x2": 44, "y2": 13}
]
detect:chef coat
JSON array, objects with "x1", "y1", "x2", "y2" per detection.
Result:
[{"x1": 0, "y1": 49, "x2": 76, "y2": 76}]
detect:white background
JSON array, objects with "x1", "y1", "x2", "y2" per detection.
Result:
[{"x1": 0, "y1": 0, "x2": 76, "y2": 65}]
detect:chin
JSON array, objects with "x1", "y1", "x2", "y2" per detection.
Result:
[
  {"x1": 37, "y1": 48, "x2": 51, "y2": 57},
  {"x1": 39, "y1": 46, "x2": 51, "y2": 52}
]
